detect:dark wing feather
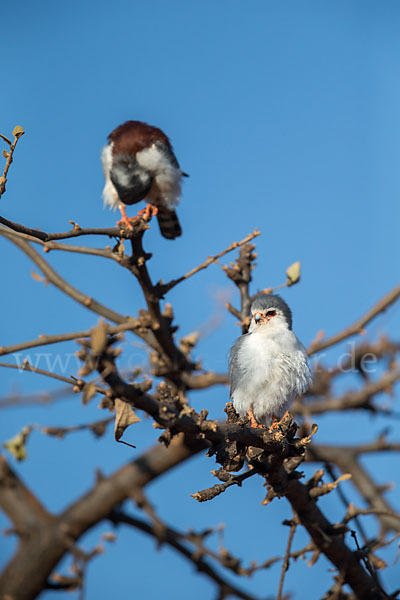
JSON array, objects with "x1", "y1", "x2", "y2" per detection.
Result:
[{"x1": 155, "y1": 140, "x2": 181, "y2": 170}]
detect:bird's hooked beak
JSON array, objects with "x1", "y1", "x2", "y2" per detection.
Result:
[{"x1": 254, "y1": 313, "x2": 263, "y2": 324}]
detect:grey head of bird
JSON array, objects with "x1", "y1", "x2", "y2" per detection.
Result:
[{"x1": 248, "y1": 293, "x2": 293, "y2": 333}]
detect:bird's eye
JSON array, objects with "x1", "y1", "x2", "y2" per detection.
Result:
[{"x1": 266, "y1": 310, "x2": 276, "y2": 317}]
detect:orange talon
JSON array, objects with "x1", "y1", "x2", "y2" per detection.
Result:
[
  {"x1": 117, "y1": 204, "x2": 135, "y2": 230},
  {"x1": 269, "y1": 417, "x2": 280, "y2": 432},
  {"x1": 117, "y1": 203, "x2": 159, "y2": 230},
  {"x1": 248, "y1": 408, "x2": 264, "y2": 429},
  {"x1": 268, "y1": 411, "x2": 290, "y2": 432},
  {"x1": 138, "y1": 204, "x2": 158, "y2": 220}
]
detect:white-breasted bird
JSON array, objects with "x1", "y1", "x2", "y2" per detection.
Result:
[
  {"x1": 101, "y1": 120, "x2": 187, "y2": 239},
  {"x1": 228, "y1": 294, "x2": 312, "y2": 428}
]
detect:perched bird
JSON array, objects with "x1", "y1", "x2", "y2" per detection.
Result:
[
  {"x1": 101, "y1": 120, "x2": 187, "y2": 239},
  {"x1": 228, "y1": 294, "x2": 312, "y2": 428}
]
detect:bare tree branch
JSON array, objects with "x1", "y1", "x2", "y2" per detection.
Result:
[
  {"x1": 109, "y1": 509, "x2": 265, "y2": 600},
  {"x1": 277, "y1": 516, "x2": 298, "y2": 600},
  {"x1": 0, "y1": 360, "x2": 81, "y2": 386},
  {"x1": 0, "y1": 229, "x2": 128, "y2": 324},
  {"x1": 0, "y1": 321, "x2": 139, "y2": 357},
  {"x1": 0, "y1": 227, "x2": 125, "y2": 262},
  {"x1": 0, "y1": 454, "x2": 52, "y2": 532},
  {"x1": 158, "y1": 229, "x2": 261, "y2": 294},
  {"x1": 0, "y1": 435, "x2": 207, "y2": 600},
  {"x1": 296, "y1": 368, "x2": 400, "y2": 415},
  {"x1": 308, "y1": 444, "x2": 400, "y2": 534},
  {"x1": 308, "y1": 284, "x2": 400, "y2": 355},
  {"x1": 0, "y1": 126, "x2": 24, "y2": 198},
  {"x1": 95, "y1": 343, "x2": 389, "y2": 598},
  {"x1": 1, "y1": 140, "x2": 398, "y2": 600},
  {"x1": 0, "y1": 385, "x2": 72, "y2": 409},
  {"x1": 0, "y1": 215, "x2": 144, "y2": 241}
]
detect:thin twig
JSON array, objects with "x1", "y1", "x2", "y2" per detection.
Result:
[
  {"x1": 322, "y1": 460, "x2": 369, "y2": 545},
  {"x1": 109, "y1": 510, "x2": 263, "y2": 600},
  {"x1": 350, "y1": 530, "x2": 392, "y2": 599},
  {"x1": 0, "y1": 321, "x2": 139, "y2": 357},
  {"x1": 277, "y1": 518, "x2": 297, "y2": 600},
  {"x1": 0, "y1": 127, "x2": 24, "y2": 198},
  {"x1": 0, "y1": 227, "x2": 123, "y2": 262},
  {"x1": 0, "y1": 360, "x2": 79, "y2": 386},
  {"x1": 297, "y1": 368, "x2": 400, "y2": 415},
  {"x1": 0, "y1": 215, "x2": 138, "y2": 241},
  {"x1": 308, "y1": 284, "x2": 400, "y2": 355},
  {"x1": 40, "y1": 416, "x2": 114, "y2": 439},
  {"x1": 0, "y1": 385, "x2": 73, "y2": 409},
  {"x1": 191, "y1": 468, "x2": 258, "y2": 502},
  {"x1": 308, "y1": 444, "x2": 400, "y2": 534},
  {"x1": 0, "y1": 229, "x2": 127, "y2": 324},
  {"x1": 344, "y1": 507, "x2": 400, "y2": 525},
  {"x1": 158, "y1": 229, "x2": 261, "y2": 294}
]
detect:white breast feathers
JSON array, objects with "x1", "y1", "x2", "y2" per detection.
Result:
[{"x1": 231, "y1": 328, "x2": 312, "y2": 423}]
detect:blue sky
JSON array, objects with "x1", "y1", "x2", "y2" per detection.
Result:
[{"x1": 1, "y1": 1, "x2": 400, "y2": 598}]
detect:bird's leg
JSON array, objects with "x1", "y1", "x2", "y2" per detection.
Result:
[
  {"x1": 268, "y1": 411, "x2": 290, "y2": 432},
  {"x1": 117, "y1": 204, "x2": 159, "y2": 230},
  {"x1": 248, "y1": 408, "x2": 264, "y2": 429},
  {"x1": 117, "y1": 204, "x2": 134, "y2": 230},
  {"x1": 137, "y1": 204, "x2": 158, "y2": 220},
  {"x1": 269, "y1": 416, "x2": 280, "y2": 431}
]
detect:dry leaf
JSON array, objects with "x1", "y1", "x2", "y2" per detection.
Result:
[
  {"x1": 286, "y1": 261, "x2": 301, "y2": 286},
  {"x1": 91, "y1": 320, "x2": 107, "y2": 354},
  {"x1": 12, "y1": 125, "x2": 24, "y2": 138},
  {"x1": 114, "y1": 398, "x2": 140, "y2": 446},
  {"x1": 82, "y1": 381, "x2": 97, "y2": 405},
  {"x1": 3, "y1": 426, "x2": 32, "y2": 461},
  {"x1": 2, "y1": 150, "x2": 9, "y2": 159}
]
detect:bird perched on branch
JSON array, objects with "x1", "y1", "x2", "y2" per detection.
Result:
[
  {"x1": 229, "y1": 294, "x2": 312, "y2": 429},
  {"x1": 101, "y1": 120, "x2": 187, "y2": 239}
]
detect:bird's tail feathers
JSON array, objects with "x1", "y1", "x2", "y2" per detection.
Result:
[{"x1": 156, "y1": 205, "x2": 182, "y2": 239}]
